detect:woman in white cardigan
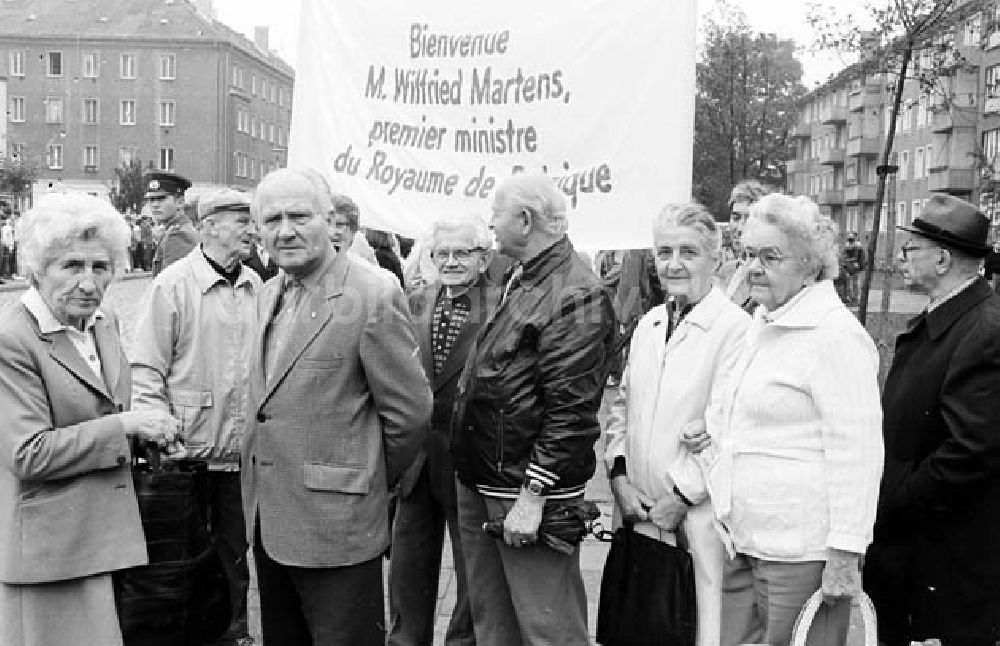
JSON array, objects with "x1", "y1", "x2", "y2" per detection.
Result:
[
  {"x1": 605, "y1": 202, "x2": 750, "y2": 646},
  {"x1": 687, "y1": 193, "x2": 884, "y2": 646}
]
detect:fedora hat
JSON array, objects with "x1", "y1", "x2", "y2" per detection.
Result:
[{"x1": 898, "y1": 194, "x2": 990, "y2": 257}]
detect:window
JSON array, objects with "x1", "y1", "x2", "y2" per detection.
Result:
[
  {"x1": 83, "y1": 98, "x2": 99, "y2": 124},
  {"x1": 159, "y1": 53, "x2": 176, "y2": 80},
  {"x1": 120, "y1": 53, "x2": 136, "y2": 79},
  {"x1": 120, "y1": 99, "x2": 136, "y2": 125},
  {"x1": 914, "y1": 147, "x2": 925, "y2": 179},
  {"x1": 277, "y1": 126, "x2": 286, "y2": 147},
  {"x1": 269, "y1": 84, "x2": 276, "y2": 103},
  {"x1": 10, "y1": 143, "x2": 25, "y2": 160},
  {"x1": 250, "y1": 156, "x2": 257, "y2": 180},
  {"x1": 268, "y1": 122, "x2": 275, "y2": 143},
  {"x1": 897, "y1": 201, "x2": 907, "y2": 225},
  {"x1": 47, "y1": 144, "x2": 63, "y2": 169},
  {"x1": 232, "y1": 64, "x2": 243, "y2": 88},
  {"x1": 278, "y1": 87, "x2": 285, "y2": 107},
  {"x1": 119, "y1": 147, "x2": 137, "y2": 166},
  {"x1": 261, "y1": 78, "x2": 268, "y2": 100},
  {"x1": 45, "y1": 97, "x2": 64, "y2": 123},
  {"x1": 966, "y1": 14, "x2": 982, "y2": 46},
  {"x1": 48, "y1": 51, "x2": 62, "y2": 76},
  {"x1": 252, "y1": 75, "x2": 257, "y2": 96},
  {"x1": 8, "y1": 97, "x2": 25, "y2": 122},
  {"x1": 912, "y1": 200, "x2": 922, "y2": 222},
  {"x1": 82, "y1": 51, "x2": 99, "y2": 78},
  {"x1": 251, "y1": 117, "x2": 258, "y2": 139},
  {"x1": 899, "y1": 150, "x2": 909, "y2": 180},
  {"x1": 159, "y1": 101, "x2": 175, "y2": 126},
  {"x1": 925, "y1": 144, "x2": 935, "y2": 174},
  {"x1": 83, "y1": 145, "x2": 99, "y2": 169},
  {"x1": 159, "y1": 147, "x2": 174, "y2": 171},
  {"x1": 984, "y1": 129, "x2": 1000, "y2": 168},
  {"x1": 8, "y1": 50, "x2": 24, "y2": 77}
]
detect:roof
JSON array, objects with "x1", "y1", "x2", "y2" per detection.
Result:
[{"x1": 0, "y1": 0, "x2": 293, "y2": 77}]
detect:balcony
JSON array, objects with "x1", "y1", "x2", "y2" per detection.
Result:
[
  {"x1": 930, "y1": 105, "x2": 976, "y2": 133},
  {"x1": 789, "y1": 123, "x2": 812, "y2": 139},
  {"x1": 847, "y1": 137, "x2": 881, "y2": 157},
  {"x1": 817, "y1": 189, "x2": 844, "y2": 206},
  {"x1": 819, "y1": 147, "x2": 845, "y2": 166},
  {"x1": 821, "y1": 106, "x2": 848, "y2": 125},
  {"x1": 785, "y1": 158, "x2": 811, "y2": 174},
  {"x1": 845, "y1": 184, "x2": 877, "y2": 204},
  {"x1": 927, "y1": 167, "x2": 975, "y2": 193}
]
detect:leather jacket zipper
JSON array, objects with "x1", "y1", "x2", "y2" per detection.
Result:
[{"x1": 496, "y1": 409, "x2": 505, "y2": 472}]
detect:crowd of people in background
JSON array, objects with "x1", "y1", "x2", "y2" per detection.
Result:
[{"x1": 0, "y1": 167, "x2": 999, "y2": 646}]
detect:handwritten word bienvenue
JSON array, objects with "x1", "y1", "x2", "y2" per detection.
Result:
[{"x1": 410, "y1": 24, "x2": 510, "y2": 59}]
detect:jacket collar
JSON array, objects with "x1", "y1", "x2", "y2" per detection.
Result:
[
  {"x1": 925, "y1": 277, "x2": 992, "y2": 340},
  {"x1": 518, "y1": 236, "x2": 574, "y2": 286},
  {"x1": 757, "y1": 280, "x2": 842, "y2": 329},
  {"x1": 21, "y1": 287, "x2": 104, "y2": 333},
  {"x1": 191, "y1": 245, "x2": 257, "y2": 294},
  {"x1": 680, "y1": 285, "x2": 729, "y2": 331}
]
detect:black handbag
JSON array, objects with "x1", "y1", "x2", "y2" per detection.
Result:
[
  {"x1": 596, "y1": 526, "x2": 697, "y2": 646},
  {"x1": 114, "y1": 445, "x2": 231, "y2": 646}
]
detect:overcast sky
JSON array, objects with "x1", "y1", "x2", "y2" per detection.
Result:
[{"x1": 214, "y1": 0, "x2": 872, "y2": 87}]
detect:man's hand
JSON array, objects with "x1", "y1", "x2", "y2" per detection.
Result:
[
  {"x1": 610, "y1": 475, "x2": 653, "y2": 524},
  {"x1": 648, "y1": 491, "x2": 687, "y2": 532},
  {"x1": 821, "y1": 548, "x2": 862, "y2": 605},
  {"x1": 503, "y1": 487, "x2": 545, "y2": 548},
  {"x1": 679, "y1": 420, "x2": 712, "y2": 455}
]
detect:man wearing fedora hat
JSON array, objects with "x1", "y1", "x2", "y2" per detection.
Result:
[
  {"x1": 145, "y1": 170, "x2": 198, "y2": 276},
  {"x1": 863, "y1": 194, "x2": 1000, "y2": 645}
]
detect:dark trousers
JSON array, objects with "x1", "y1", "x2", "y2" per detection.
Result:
[
  {"x1": 0, "y1": 246, "x2": 11, "y2": 277},
  {"x1": 456, "y1": 483, "x2": 588, "y2": 646},
  {"x1": 207, "y1": 472, "x2": 250, "y2": 642},
  {"x1": 253, "y1": 520, "x2": 384, "y2": 645},
  {"x1": 388, "y1": 466, "x2": 474, "y2": 646}
]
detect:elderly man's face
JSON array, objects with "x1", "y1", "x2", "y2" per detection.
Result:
[
  {"x1": 206, "y1": 210, "x2": 256, "y2": 265},
  {"x1": 897, "y1": 233, "x2": 942, "y2": 295},
  {"x1": 730, "y1": 201, "x2": 751, "y2": 252},
  {"x1": 431, "y1": 226, "x2": 490, "y2": 287},
  {"x1": 490, "y1": 194, "x2": 525, "y2": 258},
  {"x1": 146, "y1": 194, "x2": 180, "y2": 225},
  {"x1": 328, "y1": 212, "x2": 356, "y2": 251},
  {"x1": 37, "y1": 239, "x2": 113, "y2": 330},
  {"x1": 257, "y1": 175, "x2": 331, "y2": 276}
]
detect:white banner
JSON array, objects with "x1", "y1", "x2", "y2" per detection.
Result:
[{"x1": 289, "y1": 0, "x2": 696, "y2": 249}]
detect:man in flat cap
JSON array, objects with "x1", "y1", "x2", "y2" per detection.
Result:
[
  {"x1": 145, "y1": 170, "x2": 198, "y2": 276},
  {"x1": 864, "y1": 194, "x2": 1000, "y2": 645},
  {"x1": 131, "y1": 187, "x2": 262, "y2": 646}
]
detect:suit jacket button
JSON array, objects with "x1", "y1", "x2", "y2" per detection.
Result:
[{"x1": 256, "y1": 412, "x2": 266, "y2": 423}]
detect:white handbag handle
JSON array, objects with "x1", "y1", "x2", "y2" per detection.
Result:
[{"x1": 789, "y1": 590, "x2": 878, "y2": 646}]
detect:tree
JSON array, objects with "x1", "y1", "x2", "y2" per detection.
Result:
[
  {"x1": 109, "y1": 159, "x2": 152, "y2": 215},
  {"x1": 694, "y1": 1, "x2": 807, "y2": 220},
  {"x1": 808, "y1": 0, "x2": 984, "y2": 323},
  {"x1": 0, "y1": 154, "x2": 38, "y2": 210}
]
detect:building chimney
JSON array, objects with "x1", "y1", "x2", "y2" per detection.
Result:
[
  {"x1": 254, "y1": 27, "x2": 269, "y2": 51},
  {"x1": 191, "y1": 0, "x2": 216, "y2": 19}
]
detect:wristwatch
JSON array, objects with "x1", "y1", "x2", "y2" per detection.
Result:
[{"x1": 526, "y1": 478, "x2": 546, "y2": 497}]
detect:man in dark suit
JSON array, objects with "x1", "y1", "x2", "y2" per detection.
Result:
[
  {"x1": 864, "y1": 194, "x2": 1000, "y2": 646},
  {"x1": 244, "y1": 233, "x2": 279, "y2": 282},
  {"x1": 243, "y1": 168, "x2": 432, "y2": 645},
  {"x1": 145, "y1": 171, "x2": 198, "y2": 276},
  {"x1": 387, "y1": 215, "x2": 498, "y2": 646}
]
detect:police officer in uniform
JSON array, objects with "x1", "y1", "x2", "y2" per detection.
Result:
[{"x1": 145, "y1": 171, "x2": 197, "y2": 276}]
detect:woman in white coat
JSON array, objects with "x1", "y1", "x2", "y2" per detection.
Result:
[{"x1": 605, "y1": 202, "x2": 750, "y2": 645}]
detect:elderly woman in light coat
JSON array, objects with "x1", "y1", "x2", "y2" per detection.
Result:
[
  {"x1": 605, "y1": 202, "x2": 751, "y2": 645},
  {"x1": 0, "y1": 193, "x2": 181, "y2": 646},
  {"x1": 687, "y1": 194, "x2": 884, "y2": 645}
]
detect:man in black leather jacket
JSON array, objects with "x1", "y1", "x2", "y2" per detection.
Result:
[{"x1": 452, "y1": 171, "x2": 616, "y2": 645}]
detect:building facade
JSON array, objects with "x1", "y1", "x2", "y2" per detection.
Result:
[
  {"x1": 1, "y1": 0, "x2": 293, "y2": 203},
  {"x1": 787, "y1": 5, "x2": 987, "y2": 243}
]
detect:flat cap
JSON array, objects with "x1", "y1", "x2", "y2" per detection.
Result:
[
  {"x1": 198, "y1": 187, "x2": 252, "y2": 219},
  {"x1": 143, "y1": 171, "x2": 192, "y2": 199}
]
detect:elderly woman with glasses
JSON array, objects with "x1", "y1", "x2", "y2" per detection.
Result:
[
  {"x1": 685, "y1": 193, "x2": 884, "y2": 645},
  {"x1": 604, "y1": 202, "x2": 750, "y2": 645},
  {"x1": 0, "y1": 193, "x2": 181, "y2": 646}
]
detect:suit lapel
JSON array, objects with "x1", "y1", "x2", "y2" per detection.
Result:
[
  {"x1": 49, "y1": 332, "x2": 111, "y2": 400},
  {"x1": 409, "y1": 284, "x2": 436, "y2": 380},
  {"x1": 93, "y1": 316, "x2": 121, "y2": 398}
]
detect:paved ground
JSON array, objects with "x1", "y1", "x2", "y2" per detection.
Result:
[{"x1": 0, "y1": 273, "x2": 889, "y2": 643}]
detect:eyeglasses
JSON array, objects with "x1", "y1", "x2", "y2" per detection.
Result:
[
  {"x1": 741, "y1": 246, "x2": 786, "y2": 269},
  {"x1": 899, "y1": 244, "x2": 938, "y2": 260},
  {"x1": 430, "y1": 247, "x2": 485, "y2": 262}
]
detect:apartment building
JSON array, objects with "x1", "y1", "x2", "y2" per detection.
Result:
[
  {"x1": 0, "y1": 0, "x2": 294, "y2": 201},
  {"x1": 787, "y1": 7, "x2": 984, "y2": 241}
]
